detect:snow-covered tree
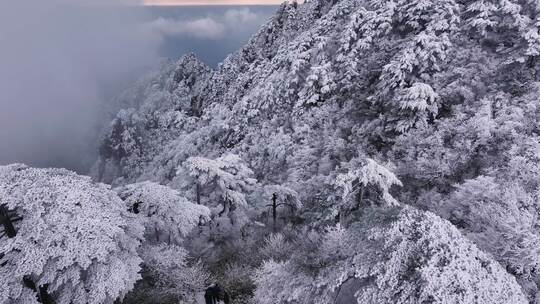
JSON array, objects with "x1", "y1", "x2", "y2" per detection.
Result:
[
  {"x1": 334, "y1": 158, "x2": 402, "y2": 223},
  {"x1": 263, "y1": 184, "x2": 302, "y2": 231},
  {"x1": 96, "y1": 108, "x2": 145, "y2": 184},
  {"x1": 254, "y1": 206, "x2": 528, "y2": 304},
  {"x1": 115, "y1": 182, "x2": 211, "y2": 303},
  {"x1": 115, "y1": 181, "x2": 210, "y2": 245},
  {"x1": 0, "y1": 164, "x2": 143, "y2": 304},
  {"x1": 182, "y1": 154, "x2": 256, "y2": 216},
  {"x1": 465, "y1": 0, "x2": 540, "y2": 60},
  {"x1": 433, "y1": 175, "x2": 540, "y2": 300},
  {"x1": 260, "y1": 233, "x2": 294, "y2": 262},
  {"x1": 124, "y1": 244, "x2": 210, "y2": 304}
]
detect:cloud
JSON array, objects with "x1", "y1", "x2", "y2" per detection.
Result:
[
  {"x1": 145, "y1": 16, "x2": 226, "y2": 39},
  {"x1": 0, "y1": 2, "x2": 273, "y2": 171},
  {"x1": 145, "y1": 8, "x2": 263, "y2": 41},
  {"x1": 0, "y1": 1, "x2": 160, "y2": 172},
  {"x1": 224, "y1": 8, "x2": 259, "y2": 24}
]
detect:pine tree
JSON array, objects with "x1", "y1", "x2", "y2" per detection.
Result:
[
  {"x1": 254, "y1": 207, "x2": 528, "y2": 304},
  {"x1": 116, "y1": 181, "x2": 210, "y2": 245},
  {"x1": 115, "y1": 182, "x2": 211, "y2": 303},
  {"x1": 125, "y1": 243, "x2": 210, "y2": 304},
  {"x1": 441, "y1": 175, "x2": 540, "y2": 300},
  {"x1": 182, "y1": 154, "x2": 256, "y2": 216},
  {"x1": 0, "y1": 164, "x2": 143, "y2": 304},
  {"x1": 263, "y1": 184, "x2": 302, "y2": 231},
  {"x1": 335, "y1": 158, "x2": 402, "y2": 211}
]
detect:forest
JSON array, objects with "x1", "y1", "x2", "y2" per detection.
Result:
[{"x1": 1, "y1": 0, "x2": 540, "y2": 303}]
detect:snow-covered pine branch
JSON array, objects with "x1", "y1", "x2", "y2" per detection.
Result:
[
  {"x1": 115, "y1": 181, "x2": 210, "y2": 245},
  {"x1": 0, "y1": 164, "x2": 143, "y2": 304},
  {"x1": 335, "y1": 158, "x2": 402, "y2": 207},
  {"x1": 182, "y1": 154, "x2": 256, "y2": 215}
]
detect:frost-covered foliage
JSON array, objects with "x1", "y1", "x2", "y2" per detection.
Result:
[
  {"x1": 332, "y1": 158, "x2": 402, "y2": 225},
  {"x1": 260, "y1": 233, "x2": 294, "y2": 261},
  {"x1": 261, "y1": 184, "x2": 302, "y2": 231},
  {"x1": 263, "y1": 184, "x2": 302, "y2": 210},
  {"x1": 0, "y1": 164, "x2": 143, "y2": 304},
  {"x1": 116, "y1": 181, "x2": 210, "y2": 245},
  {"x1": 433, "y1": 175, "x2": 540, "y2": 298},
  {"x1": 92, "y1": 55, "x2": 211, "y2": 185},
  {"x1": 125, "y1": 244, "x2": 210, "y2": 304},
  {"x1": 183, "y1": 154, "x2": 256, "y2": 212},
  {"x1": 114, "y1": 181, "x2": 211, "y2": 303},
  {"x1": 254, "y1": 207, "x2": 528, "y2": 304},
  {"x1": 89, "y1": 0, "x2": 540, "y2": 301},
  {"x1": 335, "y1": 158, "x2": 402, "y2": 207}
]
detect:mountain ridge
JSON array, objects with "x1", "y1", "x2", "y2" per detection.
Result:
[{"x1": 92, "y1": 0, "x2": 540, "y2": 302}]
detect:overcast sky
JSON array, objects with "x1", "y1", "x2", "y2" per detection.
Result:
[
  {"x1": 77, "y1": 0, "x2": 285, "y2": 5},
  {"x1": 144, "y1": 0, "x2": 284, "y2": 5}
]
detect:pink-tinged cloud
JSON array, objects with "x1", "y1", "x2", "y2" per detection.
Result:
[{"x1": 144, "y1": 0, "x2": 284, "y2": 5}]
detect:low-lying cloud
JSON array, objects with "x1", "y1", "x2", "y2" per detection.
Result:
[
  {"x1": 0, "y1": 3, "x2": 273, "y2": 173},
  {"x1": 0, "y1": 1, "x2": 160, "y2": 172}
]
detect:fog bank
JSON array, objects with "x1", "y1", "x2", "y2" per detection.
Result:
[{"x1": 0, "y1": 1, "x2": 159, "y2": 172}]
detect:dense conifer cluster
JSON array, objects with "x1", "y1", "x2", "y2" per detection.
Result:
[{"x1": 2, "y1": 0, "x2": 540, "y2": 303}]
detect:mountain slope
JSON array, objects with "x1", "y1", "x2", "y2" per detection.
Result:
[{"x1": 93, "y1": 0, "x2": 540, "y2": 302}]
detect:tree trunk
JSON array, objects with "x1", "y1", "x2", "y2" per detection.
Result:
[
  {"x1": 357, "y1": 186, "x2": 364, "y2": 209},
  {"x1": 38, "y1": 284, "x2": 54, "y2": 304},
  {"x1": 219, "y1": 201, "x2": 230, "y2": 217},
  {"x1": 23, "y1": 276, "x2": 54, "y2": 304},
  {"x1": 0, "y1": 205, "x2": 17, "y2": 238},
  {"x1": 196, "y1": 182, "x2": 201, "y2": 205},
  {"x1": 272, "y1": 193, "x2": 277, "y2": 232}
]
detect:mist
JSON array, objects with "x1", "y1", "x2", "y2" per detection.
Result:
[
  {"x1": 0, "y1": 0, "x2": 160, "y2": 173},
  {"x1": 0, "y1": 1, "x2": 275, "y2": 173}
]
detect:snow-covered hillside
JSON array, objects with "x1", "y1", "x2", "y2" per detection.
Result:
[
  {"x1": 91, "y1": 0, "x2": 540, "y2": 302},
  {"x1": 2, "y1": 0, "x2": 539, "y2": 303}
]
